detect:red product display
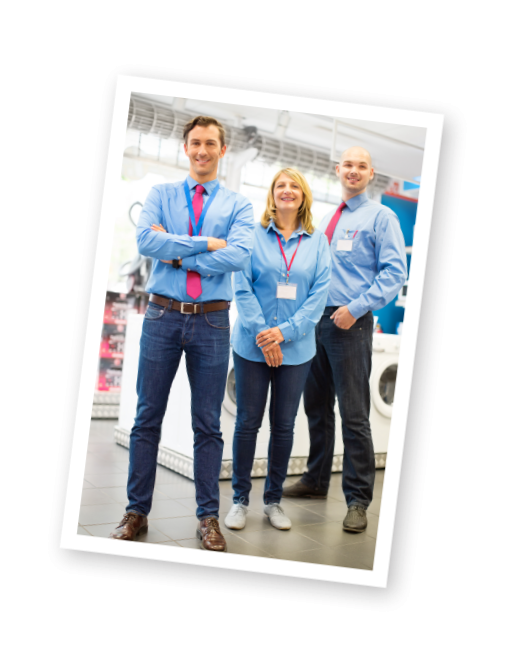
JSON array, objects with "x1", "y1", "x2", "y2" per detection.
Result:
[
  {"x1": 96, "y1": 291, "x2": 147, "y2": 392},
  {"x1": 103, "y1": 291, "x2": 139, "y2": 324},
  {"x1": 100, "y1": 324, "x2": 126, "y2": 358},
  {"x1": 97, "y1": 359, "x2": 124, "y2": 392}
]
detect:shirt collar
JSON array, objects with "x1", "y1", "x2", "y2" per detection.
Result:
[
  {"x1": 186, "y1": 175, "x2": 219, "y2": 196},
  {"x1": 267, "y1": 219, "x2": 312, "y2": 237},
  {"x1": 343, "y1": 191, "x2": 369, "y2": 212}
]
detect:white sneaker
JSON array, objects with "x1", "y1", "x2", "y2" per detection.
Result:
[
  {"x1": 224, "y1": 502, "x2": 248, "y2": 530},
  {"x1": 264, "y1": 503, "x2": 291, "y2": 530}
]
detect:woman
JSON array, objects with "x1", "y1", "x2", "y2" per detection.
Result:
[{"x1": 226, "y1": 168, "x2": 331, "y2": 531}]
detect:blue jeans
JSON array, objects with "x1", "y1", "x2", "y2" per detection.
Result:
[
  {"x1": 232, "y1": 351, "x2": 312, "y2": 505},
  {"x1": 302, "y1": 308, "x2": 375, "y2": 508},
  {"x1": 126, "y1": 301, "x2": 230, "y2": 520}
]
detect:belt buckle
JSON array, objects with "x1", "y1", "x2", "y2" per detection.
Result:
[{"x1": 180, "y1": 302, "x2": 194, "y2": 314}]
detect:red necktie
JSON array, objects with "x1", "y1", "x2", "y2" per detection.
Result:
[
  {"x1": 325, "y1": 202, "x2": 346, "y2": 243},
  {"x1": 186, "y1": 184, "x2": 205, "y2": 300}
]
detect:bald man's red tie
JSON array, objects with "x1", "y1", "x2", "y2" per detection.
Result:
[
  {"x1": 325, "y1": 202, "x2": 346, "y2": 243},
  {"x1": 186, "y1": 184, "x2": 204, "y2": 300}
]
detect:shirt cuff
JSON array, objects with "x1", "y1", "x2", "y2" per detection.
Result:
[
  {"x1": 181, "y1": 237, "x2": 208, "y2": 267},
  {"x1": 278, "y1": 321, "x2": 295, "y2": 344},
  {"x1": 346, "y1": 301, "x2": 367, "y2": 320}
]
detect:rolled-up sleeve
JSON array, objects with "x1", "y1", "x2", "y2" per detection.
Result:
[
  {"x1": 136, "y1": 186, "x2": 208, "y2": 260},
  {"x1": 277, "y1": 234, "x2": 331, "y2": 343}
]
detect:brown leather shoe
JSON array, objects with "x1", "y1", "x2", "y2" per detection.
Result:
[
  {"x1": 109, "y1": 512, "x2": 148, "y2": 541},
  {"x1": 196, "y1": 517, "x2": 227, "y2": 552},
  {"x1": 282, "y1": 479, "x2": 327, "y2": 499}
]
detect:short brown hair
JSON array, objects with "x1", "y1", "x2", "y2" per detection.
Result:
[
  {"x1": 261, "y1": 167, "x2": 314, "y2": 234},
  {"x1": 183, "y1": 116, "x2": 226, "y2": 147}
]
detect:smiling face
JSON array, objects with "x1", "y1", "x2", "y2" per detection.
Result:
[
  {"x1": 273, "y1": 172, "x2": 304, "y2": 217},
  {"x1": 184, "y1": 124, "x2": 227, "y2": 183},
  {"x1": 336, "y1": 147, "x2": 374, "y2": 199}
]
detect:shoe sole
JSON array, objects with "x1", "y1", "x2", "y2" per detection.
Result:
[
  {"x1": 196, "y1": 528, "x2": 227, "y2": 552},
  {"x1": 282, "y1": 492, "x2": 327, "y2": 499},
  {"x1": 109, "y1": 525, "x2": 148, "y2": 541},
  {"x1": 224, "y1": 521, "x2": 246, "y2": 530},
  {"x1": 342, "y1": 526, "x2": 367, "y2": 533},
  {"x1": 265, "y1": 515, "x2": 291, "y2": 531}
]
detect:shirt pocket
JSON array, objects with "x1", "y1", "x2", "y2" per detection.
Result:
[{"x1": 334, "y1": 231, "x2": 374, "y2": 270}]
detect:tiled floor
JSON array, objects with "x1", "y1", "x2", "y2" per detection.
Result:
[{"x1": 78, "y1": 420, "x2": 384, "y2": 571}]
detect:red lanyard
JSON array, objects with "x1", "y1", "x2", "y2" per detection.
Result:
[{"x1": 276, "y1": 232, "x2": 303, "y2": 283}]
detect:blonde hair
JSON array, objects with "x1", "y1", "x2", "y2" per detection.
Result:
[{"x1": 260, "y1": 167, "x2": 314, "y2": 234}]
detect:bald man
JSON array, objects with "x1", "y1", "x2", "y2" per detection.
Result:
[{"x1": 283, "y1": 147, "x2": 407, "y2": 532}]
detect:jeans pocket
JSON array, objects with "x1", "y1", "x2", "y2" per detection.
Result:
[
  {"x1": 332, "y1": 320, "x2": 363, "y2": 335},
  {"x1": 204, "y1": 309, "x2": 230, "y2": 329},
  {"x1": 144, "y1": 302, "x2": 166, "y2": 321}
]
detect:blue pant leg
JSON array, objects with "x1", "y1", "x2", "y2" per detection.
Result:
[
  {"x1": 302, "y1": 314, "x2": 336, "y2": 493},
  {"x1": 327, "y1": 312, "x2": 375, "y2": 508},
  {"x1": 127, "y1": 307, "x2": 183, "y2": 516},
  {"x1": 184, "y1": 309, "x2": 230, "y2": 520},
  {"x1": 231, "y1": 352, "x2": 271, "y2": 505},
  {"x1": 264, "y1": 360, "x2": 313, "y2": 504}
]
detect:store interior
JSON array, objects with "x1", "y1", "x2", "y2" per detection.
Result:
[{"x1": 82, "y1": 93, "x2": 424, "y2": 569}]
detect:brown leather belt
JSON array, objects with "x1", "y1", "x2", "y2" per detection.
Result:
[{"x1": 149, "y1": 293, "x2": 230, "y2": 315}]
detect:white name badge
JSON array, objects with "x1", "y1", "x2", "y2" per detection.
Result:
[
  {"x1": 337, "y1": 239, "x2": 353, "y2": 251},
  {"x1": 277, "y1": 282, "x2": 297, "y2": 300}
]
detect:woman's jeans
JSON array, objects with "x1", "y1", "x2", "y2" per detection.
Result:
[
  {"x1": 302, "y1": 309, "x2": 375, "y2": 508},
  {"x1": 232, "y1": 351, "x2": 312, "y2": 505},
  {"x1": 126, "y1": 302, "x2": 230, "y2": 520}
]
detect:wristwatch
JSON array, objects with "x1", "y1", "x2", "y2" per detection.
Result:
[{"x1": 171, "y1": 259, "x2": 182, "y2": 269}]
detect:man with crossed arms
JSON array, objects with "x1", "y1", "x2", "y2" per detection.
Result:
[
  {"x1": 283, "y1": 147, "x2": 407, "y2": 533},
  {"x1": 110, "y1": 116, "x2": 254, "y2": 551}
]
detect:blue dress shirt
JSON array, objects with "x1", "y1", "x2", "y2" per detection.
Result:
[
  {"x1": 232, "y1": 221, "x2": 331, "y2": 365},
  {"x1": 321, "y1": 192, "x2": 407, "y2": 317},
  {"x1": 136, "y1": 175, "x2": 254, "y2": 302}
]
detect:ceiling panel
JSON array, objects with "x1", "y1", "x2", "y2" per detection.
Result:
[{"x1": 131, "y1": 93, "x2": 426, "y2": 181}]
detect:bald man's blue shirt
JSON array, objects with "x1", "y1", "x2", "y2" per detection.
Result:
[
  {"x1": 320, "y1": 192, "x2": 407, "y2": 316},
  {"x1": 136, "y1": 175, "x2": 254, "y2": 301}
]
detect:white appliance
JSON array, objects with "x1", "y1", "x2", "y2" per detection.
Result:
[{"x1": 369, "y1": 333, "x2": 401, "y2": 460}]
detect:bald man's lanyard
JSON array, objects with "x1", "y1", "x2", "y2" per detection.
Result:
[{"x1": 276, "y1": 232, "x2": 302, "y2": 300}]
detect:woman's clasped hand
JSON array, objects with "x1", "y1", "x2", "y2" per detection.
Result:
[{"x1": 256, "y1": 326, "x2": 285, "y2": 367}]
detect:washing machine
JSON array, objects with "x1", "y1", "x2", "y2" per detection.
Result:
[{"x1": 369, "y1": 333, "x2": 401, "y2": 462}]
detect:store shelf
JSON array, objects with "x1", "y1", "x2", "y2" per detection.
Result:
[{"x1": 92, "y1": 404, "x2": 120, "y2": 419}]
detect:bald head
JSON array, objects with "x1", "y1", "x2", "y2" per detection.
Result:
[
  {"x1": 340, "y1": 146, "x2": 373, "y2": 167},
  {"x1": 336, "y1": 146, "x2": 374, "y2": 200}
]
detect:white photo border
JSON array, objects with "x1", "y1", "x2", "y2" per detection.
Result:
[{"x1": 60, "y1": 75, "x2": 443, "y2": 588}]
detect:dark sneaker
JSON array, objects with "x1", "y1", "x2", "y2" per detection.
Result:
[
  {"x1": 343, "y1": 505, "x2": 367, "y2": 533},
  {"x1": 282, "y1": 480, "x2": 327, "y2": 499}
]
